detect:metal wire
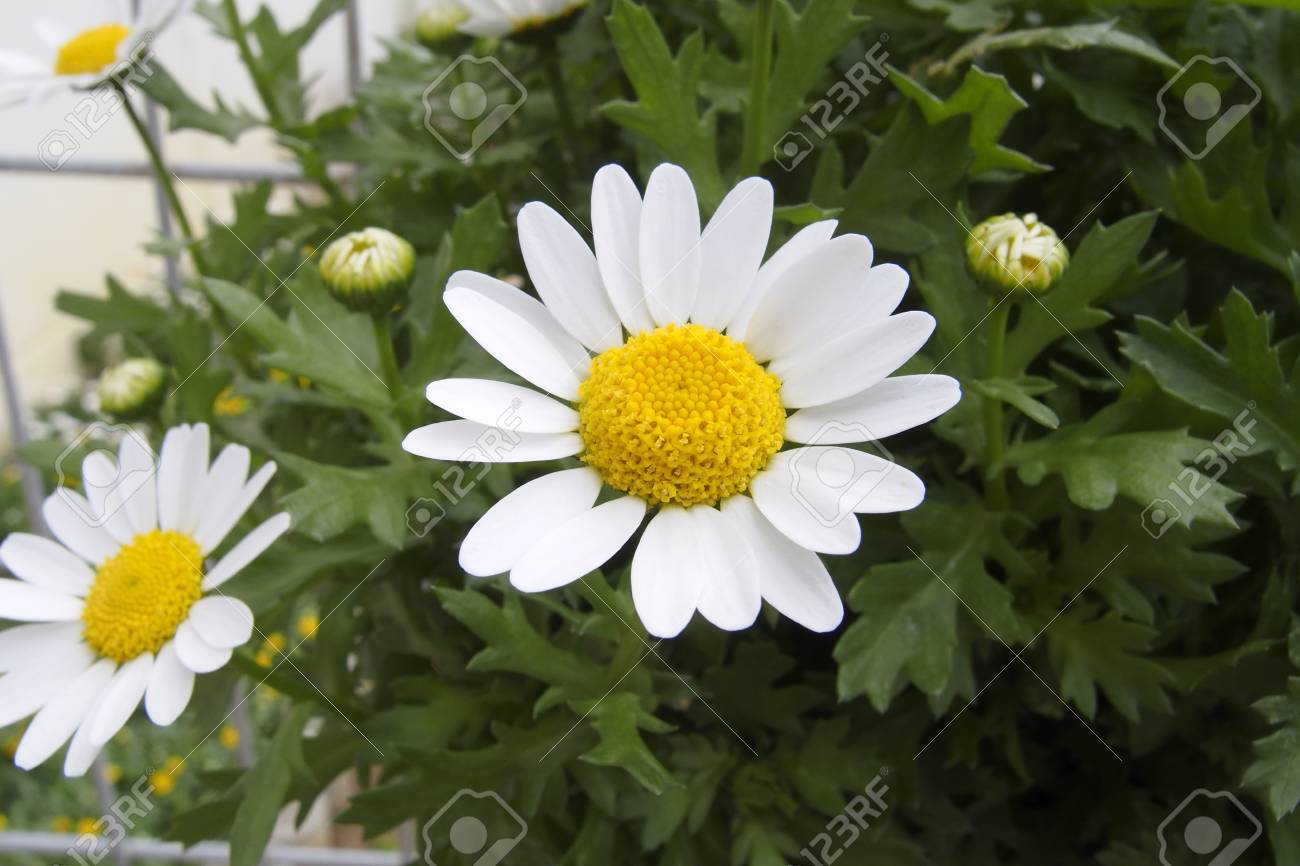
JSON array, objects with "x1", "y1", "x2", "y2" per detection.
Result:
[{"x1": 0, "y1": 832, "x2": 408, "y2": 865}]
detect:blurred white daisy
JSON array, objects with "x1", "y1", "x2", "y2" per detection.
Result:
[
  {"x1": 0, "y1": 423, "x2": 290, "y2": 776},
  {"x1": 0, "y1": 0, "x2": 190, "y2": 106},
  {"x1": 455, "y1": 0, "x2": 586, "y2": 38},
  {"x1": 404, "y1": 163, "x2": 961, "y2": 638}
]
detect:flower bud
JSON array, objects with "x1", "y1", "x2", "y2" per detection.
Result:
[
  {"x1": 97, "y1": 358, "x2": 165, "y2": 418},
  {"x1": 966, "y1": 212, "x2": 1068, "y2": 296},
  {"x1": 319, "y1": 228, "x2": 416, "y2": 314},
  {"x1": 416, "y1": 1, "x2": 469, "y2": 44}
]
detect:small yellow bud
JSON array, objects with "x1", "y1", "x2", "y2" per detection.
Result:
[
  {"x1": 966, "y1": 212, "x2": 1069, "y2": 296},
  {"x1": 319, "y1": 228, "x2": 416, "y2": 314}
]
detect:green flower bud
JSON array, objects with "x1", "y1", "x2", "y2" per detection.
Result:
[
  {"x1": 98, "y1": 358, "x2": 165, "y2": 418},
  {"x1": 319, "y1": 228, "x2": 416, "y2": 314},
  {"x1": 416, "y1": 1, "x2": 469, "y2": 44},
  {"x1": 966, "y1": 212, "x2": 1069, "y2": 296}
]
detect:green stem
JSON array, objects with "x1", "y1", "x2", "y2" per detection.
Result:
[
  {"x1": 222, "y1": 0, "x2": 286, "y2": 128},
  {"x1": 983, "y1": 300, "x2": 1011, "y2": 509},
  {"x1": 117, "y1": 84, "x2": 209, "y2": 275},
  {"x1": 739, "y1": 0, "x2": 775, "y2": 177},
  {"x1": 372, "y1": 315, "x2": 405, "y2": 405},
  {"x1": 544, "y1": 50, "x2": 583, "y2": 174}
]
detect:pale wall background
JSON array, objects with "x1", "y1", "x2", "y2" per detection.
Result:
[{"x1": 0, "y1": 0, "x2": 421, "y2": 446}]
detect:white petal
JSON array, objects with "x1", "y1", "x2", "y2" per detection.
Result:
[
  {"x1": 176, "y1": 423, "x2": 211, "y2": 535},
  {"x1": 202, "y1": 513, "x2": 291, "y2": 591},
  {"x1": 743, "y1": 234, "x2": 874, "y2": 362},
  {"x1": 459, "y1": 14, "x2": 513, "y2": 37},
  {"x1": 771, "y1": 311, "x2": 937, "y2": 408},
  {"x1": 690, "y1": 505, "x2": 761, "y2": 632},
  {"x1": 0, "y1": 50, "x2": 46, "y2": 76},
  {"x1": 445, "y1": 271, "x2": 591, "y2": 400},
  {"x1": 186, "y1": 595, "x2": 255, "y2": 649},
  {"x1": 0, "y1": 533, "x2": 94, "y2": 595},
  {"x1": 118, "y1": 432, "x2": 158, "y2": 535},
  {"x1": 728, "y1": 220, "x2": 837, "y2": 338},
  {"x1": 42, "y1": 493, "x2": 120, "y2": 565},
  {"x1": 15, "y1": 658, "x2": 114, "y2": 771},
  {"x1": 0, "y1": 622, "x2": 82, "y2": 672},
  {"x1": 459, "y1": 467, "x2": 602, "y2": 577},
  {"x1": 640, "y1": 164, "x2": 701, "y2": 327},
  {"x1": 81, "y1": 450, "x2": 138, "y2": 545},
  {"x1": 195, "y1": 461, "x2": 276, "y2": 555},
  {"x1": 786, "y1": 375, "x2": 962, "y2": 444},
  {"x1": 692, "y1": 178, "x2": 773, "y2": 329},
  {"x1": 156, "y1": 424, "x2": 191, "y2": 532},
  {"x1": 749, "y1": 456, "x2": 862, "y2": 555},
  {"x1": 631, "y1": 507, "x2": 704, "y2": 638},
  {"x1": 858, "y1": 263, "x2": 911, "y2": 321},
  {"x1": 63, "y1": 688, "x2": 109, "y2": 778},
  {"x1": 172, "y1": 620, "x2": 233, "y2": 674},
  {"x1": 518, "y1": 202, "x2": 623, "y2": 352},
  {"x1": 426, "y1": 379, "x2": 579, "y2": 434},
  {"x1": 592, "y1": 164, "x2": 655, "y2": 335},
  {"x1": 145, "y1": 641, "x2": 193, "y2": 726},
  {"x1": 403, "y1": 420, "x2": 582, "y2": 463},
  {"x1": 510, "y1": 497, "x2": 646, "y2": 592},
  {"x1": 90, "y1": 654, "x2": 154, "y2": 746},
  {"x1": 0, "y1": 641, "x2": 95, "y2": 727},
  {"x1": 192, "y1": 445, "x2": 250, "y2": 554},
  {"x1": 722, "y1": 496, "x2": 843, "y2": 632},
  {"x1": 0, "y1": 579, "x2": 84, "y2": 621}
]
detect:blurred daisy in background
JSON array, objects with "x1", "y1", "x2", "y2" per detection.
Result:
[
  {"x1": 0, "y1": 423, "x2": 289, "y2": 776},
  {"x1": 405, "y1": 162, "x2": 960, "y2": 639},
  {"x1": 0, "y1": 0, "x2": 191, "y2": 106},
  {"x1": 418, "y1": 0, "x2": 586, "y2": 40}
]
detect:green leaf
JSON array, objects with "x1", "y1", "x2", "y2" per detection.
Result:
[
  {"x1": 968, "y1": 376, "x2": 1060, "y2": 429},
  {"x1": 936, "y1": 20, "x2": 1179, "y2": 76},
  {"x1": 836, "y1": 497, "x2": 1022, "y2": 711},
  {"x1": 1006, "y1": 404, "x2": 1242, "y2": 528},
  {"x1": 276, "y1": 454, "x2": 423, "y2": 549},
  {"x1": 891, "y1": 65, "x2": 1049, "y2": 175},
  {"x1": 229, "y1": 705, "x2": 311, "y2": 866},
  {"x1": 603, "y1": 0, "x2": 725, "y2": 205},
  {"x1": 1245, "y1": 682, "x2": 1300, "y2": 820},
  {"x1": 578, "y1": 692, "x2": 679, "y2": 794},
  {"x1": 138, "y1": 64, "x2": 259, "y2": 141},
  {"x1": 56, "y1": 276, "x2": 170, "y2": 337},
  {"x1": 1047, "y1": 612, "x2": 1173, "y2": 721},
  {"x1": 1120, "y1": 290, "x2": 1300, "y2": 472}
]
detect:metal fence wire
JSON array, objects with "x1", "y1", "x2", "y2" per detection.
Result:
[{"x1": 0, "y1": 3, "x2": 413, "y2": 864}]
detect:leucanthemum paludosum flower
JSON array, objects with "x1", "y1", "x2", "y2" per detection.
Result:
[
  {"x1": 0, "y1": 0, "x2": 190, "y2": 107},
  {"x1": 0, "y1": 423, "x2": 290, "y2": 776},
  {"x1": 448, "y1": 0, "x2": 587, "y2": 38},
  {"x1": 404, "y1": 163, "x2": 961, "y2": 638}
]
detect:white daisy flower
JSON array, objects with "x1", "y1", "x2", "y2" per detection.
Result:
[
  {"x1": 454, "y1": 0, "x2": 587, "y2": 38},
  {"x1": 0, "y1": 0, "x2": 190, "y2": 107},
  {"x1": 0, "y1": 423, "x2": 290, "y2": 776},
  {"x1": 404, "y1": 163, "x2": 961, "y2": 639}
]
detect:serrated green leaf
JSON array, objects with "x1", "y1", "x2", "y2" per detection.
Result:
[
  {"x1": 1047, "y1": 612, "x2": 1173, "y2": 721},
  {"x1": 578, "y1": 692, "x2": 679, "y2": 794}
]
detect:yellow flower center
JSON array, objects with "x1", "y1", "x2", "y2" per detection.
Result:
[
  {"x1": 578, "y1": 323, "x2": 785, "y2": 507},
  {"x1": 82, "y1": 530, "x2": 204, "y2": 663},
  {"x1": 54, "y1": 23, "x2": 131, "y2": 76}
]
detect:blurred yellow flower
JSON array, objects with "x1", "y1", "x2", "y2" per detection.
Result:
[
  {"x1": 76, "y1": 818, "x2": 101, "y2": 836},
  {"x1": 165, "y1": 755, "x2": 184, "y2": 775},
  {"x1": 266, "y1": 631, "x2": 287, "y2": 652},
  {"x1": 213, "y1": 386, "x2": 251, "y2": 417},
  {"x1": 296, "y1": 613, "x2": 320, "y2": 638},
  {"x1": 53, "y1": 816, "x2": 73, "y2": 833},
  {"x1": 219, "y1": 725, "x2": 241, "y2": 750},
  {"x1": 0, "y1": 814, "x2": 8, "y2": 830},
  {"x1": 150, "y1": 771, "x2": 176, "y2": 796},
  {"x1": 106, "y1": 762, "x2": 123, "y2": 783}
]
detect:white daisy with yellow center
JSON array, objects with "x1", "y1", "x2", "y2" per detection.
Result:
[
  {"x1": 0, "y1": 423, "x2": 290, "y2": 776},
  {"x1": 447, "y1": 0, "x2": 587, "y2": 38},
  {"x1": 0, "y1": 1, "x2": 190, "y2": 106},
  {"x1": 404, "y1": 163, "x2": 961, "y2": 638}
]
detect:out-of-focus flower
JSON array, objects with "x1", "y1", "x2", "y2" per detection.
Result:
[
  {"x1": 213, "y1": 386, "x2": 251, "y2": 417},
  {"x1": 98, "y1": 358, "x2": 165, "y2": 418},
  {"x1": 296, "y1": 613, "x2": 319, "y2": 638},
  {"x1": 456, "y1": 0, "x2": 586, "y2": 37},
  {"x1": 219, "y1": 724, "x2": 240, "y2": 750},
  {"x1": 416, "y1": 1, "x2": 469, "y2": 43}
]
